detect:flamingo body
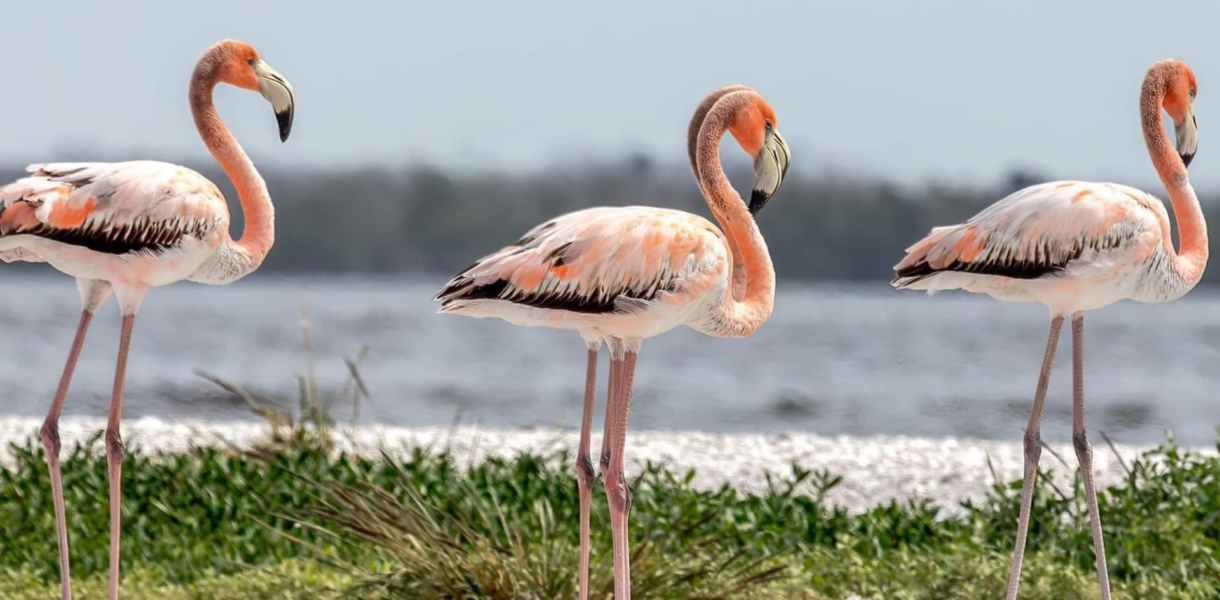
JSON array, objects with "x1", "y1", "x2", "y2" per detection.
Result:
[
  {"x1": 0, "y1": 162, "x2": 235, "y2": 289},
  {"x1": 437, "y1": 206, "x2": 732, "y2": 341},
  {"x1": 894, "y1": 180, "x2": 1194, "y2": 313}
]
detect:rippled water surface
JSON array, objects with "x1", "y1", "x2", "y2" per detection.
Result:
[{"x1": 1, "y1": 275, "x2": 1218, "y2": 445}]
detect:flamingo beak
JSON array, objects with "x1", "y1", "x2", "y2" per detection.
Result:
[
  {"x1": 254, "y1": 60, "x2": 295, "y2": 142},
  {"x1": 749, "y1": 127, "x2": 790, "y2": 216},
  {"x1": 1176, "y1": 107, "x2": 1198, "y2": 168}
]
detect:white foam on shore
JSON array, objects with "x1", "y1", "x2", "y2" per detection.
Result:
[{"x1": 1, "y1": 416, "x2": 1200, "y2": 514}]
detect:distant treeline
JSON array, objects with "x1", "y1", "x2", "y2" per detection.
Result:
[{"x1": 3, "y1": 159, "x2": 1216, "y2": 284}]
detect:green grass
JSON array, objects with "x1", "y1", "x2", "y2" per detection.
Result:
[{"x1": 2, "y1": 429, "x2": 1219, "y2": 599}]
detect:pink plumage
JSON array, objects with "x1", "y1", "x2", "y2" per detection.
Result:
[
  {"x1": 437, "y1": 206, "x2": 731, "y2": 339},
  {"x1": 894, "y1": 180, "x2": 1190, "y2": 314},
  {"x1": 0, "y1": 162, "x2": 229, "y2": 269}
]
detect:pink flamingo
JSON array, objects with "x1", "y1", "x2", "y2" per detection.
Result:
[
  {"x1": 435, "y1": 85, "x2": 789, "y2": 600},
  {"x1": 893, "y1": 59, "x2": 1204, "y2": 600},
  {"x1": 0, "y1": 40, "x2": 293, "y2": 600}
]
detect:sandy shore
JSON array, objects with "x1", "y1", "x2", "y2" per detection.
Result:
[{"x1": 0, "y1": 416, "x2": 1197, "y2": 514}]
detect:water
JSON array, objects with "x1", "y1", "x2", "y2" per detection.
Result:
[{"x1": 1, "y1": 274, "x2": 1218, "y2": 446}]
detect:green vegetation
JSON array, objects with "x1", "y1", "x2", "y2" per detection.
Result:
[{"x1": 1, "y1": 428, "x2": 1218, "y2": 599}]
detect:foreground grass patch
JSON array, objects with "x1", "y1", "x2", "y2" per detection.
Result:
[
  {"x1": 1, "y1": 431, "x2": 1218, "y2": 599},
  {"x1": 0, "y1": 559, "x2": 351, "y2": 600}
]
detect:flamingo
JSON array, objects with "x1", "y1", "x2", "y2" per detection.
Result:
[
  {"x1": 435, "y1": 85, "x2": 789, "y2": 600},
  {"x1": 892, "y1": 59, "x2": 1204, "y2": 600},
  {"x1": 1, "y1": 40, "x2": 294, "y2": 600}
]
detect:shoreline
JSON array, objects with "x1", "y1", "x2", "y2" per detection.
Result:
[{"x1": 0, "y1": 416, "x2": 1202, "y2": 514}]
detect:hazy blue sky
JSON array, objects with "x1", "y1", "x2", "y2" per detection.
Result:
[{"x1": 4, "y1": 0, "x2": 1219, "y2": 189}]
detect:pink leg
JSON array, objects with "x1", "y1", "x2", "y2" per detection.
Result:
[
  {"x1": 603, "y1": 348, "x2": 638, "y2": 600},
  {"x1": 599, "y1": 356, "x2": 622, "y2": 477},
  {"x1": 575, "y1": 345, "x2": 598, "y2": 600},
  {"x1": 1004, "y1": 316, "x2": 1064, "y2": 600},
  {"x1": 1071, "y1": 314, "x2": 1112, "y2": 600},
  {"x1": 40, "y1": 309, "x2": 97, "y2": 600},
  {"x1": 106, "y1": 313, "x2": 136, "y2": 600},
  {"x1": 596, "y1": 351, "x2": 622, "y2": 594}
]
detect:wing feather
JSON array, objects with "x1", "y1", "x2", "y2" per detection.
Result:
[
  {"x1": 436, "y1": 207, "x2": 727, "y2": 315},
  {"x1": 893, "y1": 181, "x2": 1165, "y2": 287},
  {"x1": 0, "y1": 161, "x2": 229, "y2": 256}
]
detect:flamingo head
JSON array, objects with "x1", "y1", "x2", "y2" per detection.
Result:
[
  {"x1": 728, "y1": 97, "x2": 790, "y2": 216},
  {"x1": 211, "y1": 40, "x2": 296, "y2": 142},
  {"x1": 1160, "y1": 59, "x2": 1198, "y2": 168}
]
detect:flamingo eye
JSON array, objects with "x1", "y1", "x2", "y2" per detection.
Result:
[
  {"x1": 248, "y1": 58, "x2": 257, "y2": 67},
  {"x1": 1191, "y1": 87, "x2": 1197, "y2": 99},
  {"x1": 765, "y1": 120, "x2": 773, "y2": 131}
]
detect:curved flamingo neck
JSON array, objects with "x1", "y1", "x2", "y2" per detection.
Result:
[
  {"x1": 189, "y1": 54, "x2": 275, "y2": 276},
  {"x1": 686, "y1": 85, "x2": 754, "y2": 177},
  {"x1": 1141, "y1": 67, "x2": 1207, "y2": 284},
  {"x1": 694, "y1": 92, "x2": 775, "y2": 337},
  {"x1": 688, "y1": 86, "x2": 753, "y2": 302}
]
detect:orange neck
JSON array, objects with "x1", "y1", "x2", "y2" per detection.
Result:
[
  {"x1": 189, "y1": 54, "x2": 275, "y2": 273},
  {"x1": 1141, "y1": 67, "x2": 1208, "y2": 283},
  {"x1": 694, "y1": 91, "x2": 775, "y2": 337}
]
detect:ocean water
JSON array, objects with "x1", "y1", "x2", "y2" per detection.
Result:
[{"x1": 1, "y1": 274, "x2": 1217, "y2": 446}]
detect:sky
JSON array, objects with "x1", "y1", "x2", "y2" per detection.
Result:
[{"x1": 4, "y1": 0, "x2": 1220, "y2": 189}]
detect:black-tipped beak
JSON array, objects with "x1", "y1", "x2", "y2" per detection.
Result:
[
  {"x1": 1176, "y1": 112, "x2": 1198, "y2": 169},
  {"x1": 749, "y1": 128, "x2": 790, "y2": 216},
  {"x1": 255, "y1": 60, "x2": 295, "y2": 143},
  {"x1": 748, "y1": 188, "x2": 772, "y2": 216},
  {"x1": 275, "y1": 106, "x2": 294, "y2": 143}
]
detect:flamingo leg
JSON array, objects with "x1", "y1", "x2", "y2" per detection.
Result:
[
  {"x1": 575, "y1": 345, "x2": 599, "y2": 600},
  {"x1": 603, "y1": 348, "x2": 637, "y2": 600},
  {"x1": 106, "y1": 313, "x2": 137, "y2": 600},
  {"x1": 40, "y1": 309, "x2": 97, "y2": 600},
  {"x1": 595, "y1": 345, "x2": 623, "y2": 597},
  {"x1": 1004, "y1": 316, "x2": 1064, "y2": 600},
  {"x1": 1071, "y1": 314, "x2": 1112, "y2": 599},
  {"x1": 600, "y1": 357, "x2": 622, "y2": 478}
]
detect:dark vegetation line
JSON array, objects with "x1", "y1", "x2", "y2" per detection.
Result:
[{"x1": 8, "y1": 160, "x2": 1212, "y2": 284}]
